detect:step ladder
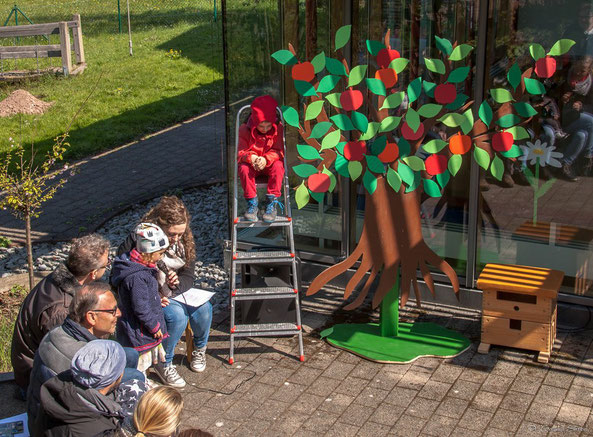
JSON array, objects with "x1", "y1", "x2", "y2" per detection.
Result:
[{"x1": 228, "y1": 104, "x2": 304, "y2": 365}]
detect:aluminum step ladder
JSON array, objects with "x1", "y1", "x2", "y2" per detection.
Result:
[{"x1": 229, "y1": 104, "x2": 304, "y2": 365}]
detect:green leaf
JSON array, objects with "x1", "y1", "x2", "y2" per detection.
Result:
[
  {"x1": 529, "y1": 43, "x2": 546, "y2": 61},
  {"x1": 281, "y1": 105, "x2": 299, "y2": 128},
  {"x1": 336, "y1": 141, "x2": 346, "y2": 155},
  {"x1": 386, "y1": 167, "x2": 402, "y2": 192},
  {"x1": 348, "y1": 65, "x2": 367, "y2": 88},
  {"x1": 309, "y1": 121, "x2": 332, "y2": 139},
  {"x1": 311, "y1": 51, "x2": 326, "y2": 73},
  {"x1": 435, "y1": 36, "x2": 453, "y2": 56},
  {"x1": 366, "y1": 155, "x2": 386, "y2": 174},
  {"x1": 398, "y1": 138, "x2": 411, "y2": 158},
  {"x1": 496, "y1": 114, "x2": 521, "y2": 128},
  {"x1": 331, "y1": 114, "x2": 355, "y2": 131},
  {"x1": 403, "y1": 156, "x2": 425, "y2": 171},
  {"x1": 547, "y1": 39, "x2": 576, "y2": 56},
  {"x1": 473, "y1": 147, "x2": 491, "y2": 170},
  {"x1": 325, "y1": 57, "x2": 347, "y2": 76},
  {"x1": 380, "y1": 92, "x2": 405, "y2": 110},
  {"x1": 321, "y1": 129, "x2": 341, "y2": 150},
  {"x1": 436, "y1": 170, "x2": 450, "y2": 189},
  {"x1": 446, "y1": 93, "x2": 469, "y2": 111},
  {"x1": 506, "y1": 126, "x2": 530, "y2": 140},
  {"x1": 537, "y1": 178, "x2": 557, "y2": 197},
  {"x1": 490, "y1": 155, "x2": 504, "y2": 181},
  {"x1": 513, "y1": 102, "x2": 538, "y2": 118},
  {"x1": 490, "y1": 88, "x2": 514, "y2": 103},
  {"x1": 297, "y1": 144, "x2": 322, "y2": 160},
  {"x1": 335, "y1": 155, "x2": 349, "y2": 177},
  {"x1": 507, "y1": 63, "x2": 522, "y2": 90},
  {"x1": 322, "y1": 166, "x2": 337, "y2": 192},
  {"x1": 366, "y1": 78, "x2": 387, "y2": 96},
  {"x1": 424, "y1": 58, "x2": 445, "y2": 75},
  {"x1": 309, "y1": 190, "x2": 325, "y2": 203},
  {"x1": 370, "y1": 136, "x2": 387, "y2": 155},
  {"x1": 351, "y1": 111, "x2": 369, "y2": 133},
  {"x1": 389, "y1": 58, "x2": 409, "y2": 74},
  {"x1": 326, "y1": 92, "x2": 342, "y2": 108},
  {"x1": 271, "y1": 49, "x2": 298, "y2": 65},
  {"x1": 305, "y1": 100, "x2": 324, "y2": 121},
  {"x1": 360, "y1": 122, "x2": 380, "y2": 140},
  {"x1": 407, "y1": 77, "x2": 423, "y2": 103},
  {"x1": 448, "y1": 154, "x2": 462, "y2": 176},
  {"x1": 295, "y1": 182, "x2": 310, "y2": 209},
  {"x1": 363, "y1": 170, "x2": 377, "y2": 194},
  {"x1": 295, "y1": 80, "x2": 318, "y2": 97},
  {"x1": 423, "y1": 179, "x2": 442, "y2": 197},
  {"x1": 348, "y1": 161, "x2": 363, "y2": 180},
  {"x1": 479, "y1": 101, "x2": 493, "y2": 127},
  {"x1": 500, "y1": 144, "x2": 522, "y2": 158},
  {"x1": 379, "y1": 116, "x2": 401, "y2": 133},
  {"x1": 317, "y1": 75, "x2": 341, "y2": 93},
  {"x1": 418, "y1": 103, "x2": 442, "y2": 118},
  {"x1": 398, "y1": 162, "x2": 415, "y2": 186},
  {"x1": 423, "y1": 81, "x2": 436, "y2": 98},
  {"x1": 293, "y1": 164, "x2": 318, "y2": 178},
  {"x1": 447, "y1": 66, "x2": 470, "y2": 83},
  {"x1": 405, "y1": 172, "x2": 421, "y2": 193},
  {"x1": 422, "y1": 139, "x2": 448, "y2": 154},
  {"x1": 406, "y1": 108, "x2": 421, "y2": 132},
  {"x1": 449, "y1": 44, "x2": 473, "y2": 61},
  {"x1": 439, "y1": 113, "x2": 466, "y2": 127},
  {"x1": 335, "y1": 24, "x2": 352, "y2": 51},
  {"x1": 460, "y1": 108, "x2": 474, "y2": 135},
  {"x1": 366, "y1": 39, "x2": 386, "y2": 56}
]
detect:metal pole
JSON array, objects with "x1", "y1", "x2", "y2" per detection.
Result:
[
  {"x1": 117, "y1": 0, "x2": 122, "y2": 33},
  {"x1": 126, "y1": 0, "x2": 132, "y2": 56},
  {"x1": 221, "y1": 0, "x2": 232, "y2": 239}
]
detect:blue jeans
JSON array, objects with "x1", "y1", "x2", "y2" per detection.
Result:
[
  {"x1": 122, "y1": 346, "x2": 145, "y2": 382},
  {"x1": 162, "y1": 299, "x2": 213, "y2": 365},
  {"x1": 563, "y1": 112, "x2": 593, "y2": 165}
]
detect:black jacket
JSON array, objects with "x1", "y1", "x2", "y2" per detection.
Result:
[{"x1": 11, "y1": 263, "x2": 81, "y2": 389}]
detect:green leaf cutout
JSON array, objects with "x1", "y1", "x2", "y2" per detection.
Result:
[
  {"x1": 351, "y1": 111, "x2": 369, "y2": 133},
  {"x1": 490, "y1": 88, "x2": 514, "y2": 103},
  {"x1": 500, "y1": 145, "x2": 522, "y2": 158},
  {"x1": 309, "y1": 121, "x2": 332, "y2": 139},
  {"x1": 335, "y1": 155, "x2": 349, "y2": 177},
  {"x1": 547, "y1": 39, "x2": 575, "y2": 56},
  {"x1": 317, "y1": 75, "x2": 341, "y2": 93},
  {"x1": 360, "y1": 122, "x2": 380, "y2": 140},
  {"x1": 366, "y1": 155, "x2": 386, "y2": 174},
  {"x1": 448, "y1": 154, "x2": 462, "y2": 176},
  {"x1": 479, "y1": 101, "x2": 493, "y2": 127},
  {"x1": 380, "y1": 92, "x2": 405, "y2": 110},
  {"x1": 490, "y1": 155, "x2": 504, "y2": 181},
  {"x1": 449, "y1": 44, "x2": 474, "y2": 61},
  {"x1": 405, "y1": 172, "x2": 422, "y2": 193},
  {"x1": 379, "y1": 116, "x2": 402, "y2": 133},
  {"x1": 505, "y1": 126, "x2": 530, "y2": 140},
  {"x1": 322, "y1": 166, "x2": 337, "y2": 192},
  {"x1": 331, "y1": 114, "x2": 355, "y2": 131},
  {"x1": 425, "y1": 58, "x2": 445, "y2": 75},
  {"x1": 309, "y1": 190, "x2": 325, "y2": 203},
  {"x1": 326, "y1": 93, "x2": 342, "y2": 108},
  {"x1": 366, "y1": 39, "x2": 386, "y2": 56},
  {"x1": 305, "y1": 100, "x2": 324, "y2": 121},
  {"x1": 423, "y1": 81, "x2": 437, "y2": 98},
  {"x1": 496, "y1": 114, "x2": 521, "y2": 128},
  {"x1": 336, "y1": 142, "x2": 346, "y2": 155},
  {"x1": 370, "y1": 136, "x2": 387, "y2": 155},
  {"x1": 295, "y1": 80, "x2": 318, "y2": 97},
  {"x1": 311, "y1": 52, "x2": 326, "y2": 73},
  {"x1": 423, "y1": 179, "x2": 442, "y2": 197},
  {"x1": 398, "y1": 162, "x2": 415, "y2": 186},
  {"x1": 366, "y1": 78, "x2": 387, "y2": 96},
  {"x1": 407, "y1": 77, "x2": 423, "y2": 103},
  {"x1": 348, "y1": 65, "x2": 367, "y2": 88},
  {"x1": 403, "y1": 156, "x2": 425, "y2": 171},
  {"x1": 389, "y1": 58, "x2": 409, "y2": 74},
  {"x1": 439, "y1": 113, "x2": 466, "y2": 127},
  {"x1": 447, "y1": 66, "x2": 470, "y2": 83},
  {"x1": 436, "y1": 170, "x2": 450, "y2": 189},
  {"x1": 271, "y1": 49, "x2": 298, "y2": 65},
  {"x1": 321, "y1": 129, "x2": 341, "y2": 150},
  {"x1": 281, "y1": 105, "x2": 299, "y2": 128},
  {"x1": 325, "y1": 57, "x2": 348, "y2": 76},
  {"x1": 435, "y1": 36, "x2": 453, "y2": 56},
  {"x1": 418, "y1": 104, "x2": 442, "y2": 118},
  {"x1": 398, "y1": 138, "x2": 411, "y2": 158},
  {"x1": 473, "y1": 147, "x2": 491, "y2": 170},
  {"x1": 529, "y1": 43, "x2": 546, "y2": 61},
  {"x1": 293, "y1": 164, "x2": 318, "y2": 178},
  {"x1": 348, "y1": 161, "x2": 363, "y2": 180},
  {"x1": 386, "y1": 168, "x2": 402, "y2": 192},
  {"x1": 524, "y1": 77, "x2": 545, "y2": 95},
  {"x1": 363, "y1": 170, "x2": 377, "y2": 194},
  {"x1": 295, "y1": 182, "x2": 310, "y2": 209},
  {"x1": 406, "y1": 108, "x2": 421, "y2": 132},
  {"x1": 335, "y1": 25, "x2": 352, "y2": 51},
  {"x1": 446, "y1": 93, "x2": 469, "y2": 111},
  {"x1": 507, "y1": 63, "x2": 522, "y2": 90},
  {"x1": 423, "y1": 139, "x2": 447, "y2": 154},
  {"x1": 297, "y1": 144, "x2": 322, "y2": 160},
  {"x1": 513, "y1": 102, "x2": 538, "y2": 118}
]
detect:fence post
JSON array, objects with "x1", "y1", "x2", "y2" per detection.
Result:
[
  {"x1": 71, "y1": 14, "x2": 85, "y2": 65},
  {"x1": 58, "y1": 21, "x2": 72, "y2": 76}
]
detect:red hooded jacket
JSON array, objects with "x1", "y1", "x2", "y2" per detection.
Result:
[{"x1": 237, "y1": 95, "x2": 284, "y2": 167}]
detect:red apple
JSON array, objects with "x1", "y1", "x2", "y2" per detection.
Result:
[
  {"x1": 535, "y1": 56, "x2": 556, "y2": 79},
  {"x1": 344, "y1": 141, "x2": 367, "y2": 161},
  {"x1": 434, "y1": 83, "x2": 457, "y2": 104},
  {"x1": 492, "y1": 131, "x2": 514, "y2": 152},
  {"x1": 340, "y1": 89, "x2": 364, "y2": 111},
  {"x1": 401, "y1": 122, "x2": 425, "y2": 141},
  {"x1": 308, "y1": 173, "x2": 331, "y2": 193},
  {"x1": 377, "y1": 48, "x2": 401, "y2": 69},
  {"x1": 425, "y1": 155, "x2": 448, "y2": 176},
  {"x1": 375, "y1": 68, "x2": 398, "y2": 88},
  {"x1": 378, "y1": 142, "x2": 399, "y2": 163},
  {"x1": 291, "y1": 62, "x2": 316, "y2": 82}
]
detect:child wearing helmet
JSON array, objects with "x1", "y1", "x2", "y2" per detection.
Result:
[
  {"x1": 111, "y1": 223, "x2": 170, "y2": 374},
  {"x1": 237, "y1": 95, "x2": 285, "y2": 222}
]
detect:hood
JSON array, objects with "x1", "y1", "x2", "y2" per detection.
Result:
[
  {"x1": 110, "y1": 253, "x2": 155, "y2": 288},
  {"x1": 50, "y1": 263, "x2": 81, "y2": 297},
  {"x1": 250, "y1": 95, "x2": 278, "y2": 125}
]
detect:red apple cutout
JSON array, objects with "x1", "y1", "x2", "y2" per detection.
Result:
[
  {"x1": 434, "y1": 83, "x2": 457, "y2": 104},
  {"x1": 378, "y1": 142, "x2": 399, "y2": 163},
  {"x1": 401, "y1": 122, "x2": 425, "y2": 141},
  {"x1": 308, "y1": 173, "x2": 331, "y2": 193},
  {"x1": 492, "y1": 131, "x2": 514, "y2": 152},
  {"x1": 344, "y1": 141, "x2": 367, "y2": 161},
  {"x1": 340, "y1": 89, "x2": 364, "y2": 111},
  {"x1": 377, "y1": 48, "x2": 401, "y2": 69},
  {"x1": 535, "y1": 56, "x2": 556, "y2": 79},
  {"x1": 425, "y1": 155, "x2": 448, "y2": 176},
  {"x1": 375, "y1": 68, "x2": 398, "y2": 89},
  {"x1": 291, "y1": 62, "x2": 315, "y2": 82}
]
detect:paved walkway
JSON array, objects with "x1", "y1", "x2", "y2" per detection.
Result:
[{"x1": 0, "y1": 107, "x2": 226, "y2": 243}]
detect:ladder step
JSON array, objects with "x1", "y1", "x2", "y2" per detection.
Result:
[
  {"x1": 234, "y1": 216, "x2": 292, "y2": 228},
  {"x1": 232, "y1": 250, "x2": 295, "y2": 264},
  {"x1": 231, "y1": 322, "x2": 301, "y2": 337},
  {"x1": 232, "y1": 286, "x2": 298, "y2": 300}
]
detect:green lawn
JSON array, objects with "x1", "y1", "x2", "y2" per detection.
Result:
[{"x1": 0, "y1": 1, "x2": 223, "y2": 159}]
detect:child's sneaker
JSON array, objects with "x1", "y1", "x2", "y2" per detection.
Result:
[
  {"x1": 244, "y1": 198, "x2": 258, "y2": 222},
  {"x1": 153, "y1": 363, "x2": 186, "y2": 388},
  {"x1": 262, "y1": 195, "x2": 278, "y2": 223}
]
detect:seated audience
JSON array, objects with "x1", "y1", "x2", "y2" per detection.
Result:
[{"x1": 11, "y1": 234, "x2": 110, "y2": 394}]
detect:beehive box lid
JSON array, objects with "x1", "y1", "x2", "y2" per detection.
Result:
[{"x1": 477, "y1": 263, "x2": 564, "y2": 298}]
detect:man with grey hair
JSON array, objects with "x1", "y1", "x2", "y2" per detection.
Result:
[{"x1": 11, "y1": 233, "x2": 111, "y2": 394}]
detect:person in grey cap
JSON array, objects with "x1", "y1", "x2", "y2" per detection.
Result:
[{"x1": 32, "y1": 340, "x2": 146, "y2": 437}]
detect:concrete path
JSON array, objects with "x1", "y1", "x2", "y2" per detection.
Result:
[{"x1": 0, "y1": 108, "x2": 226, "y2": 243}]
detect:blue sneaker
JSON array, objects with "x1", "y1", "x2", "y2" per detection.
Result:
[
  {"x1": 263, "y1": 195, "x2": 278, "y2": 223},
  {"x1": 244, "y1": 197, "x2": 258, "y2": 221}
]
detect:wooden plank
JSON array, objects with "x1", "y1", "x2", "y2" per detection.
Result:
[
  {"x1": 481, "y1": 315, "x2": 551, "y2": 353},
  {"x1": 0, "y1": 44, "x2": 62, "y2": 59},
  {"x1": 59, "y1": 21, "x2": 72, "y2": 76},
  {"x1": 0, "y1": 44, "x2": 61, "y2": 53},
  {"x1": 0, "y1": 20, "x2": 78, "y2": 38},
  {"x1": 482, "y1": 290, "x2": 554, "y2": 324},
  {"x1": 477, "y1": 263, "x2": 563, "y2": 298},
  {"x1": 71, "y1": 14, "x2": 85, "y2": 64}
]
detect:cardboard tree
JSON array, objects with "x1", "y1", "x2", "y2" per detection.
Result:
[{"x1": 272, "y1": 27, "x2": 574, "y2": 362}]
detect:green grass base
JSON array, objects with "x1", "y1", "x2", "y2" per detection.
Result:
[{"x1": 320, "y1": 322, "x2": 471, "y2": 363}]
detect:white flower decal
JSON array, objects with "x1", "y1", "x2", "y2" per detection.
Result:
[{"x1": 520, "y1": 139, "x2": 563, "y2": 168}]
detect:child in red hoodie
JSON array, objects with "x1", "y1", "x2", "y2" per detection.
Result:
[{"x1": 237, "y1": 95, "x2": 284, "y2": 222}]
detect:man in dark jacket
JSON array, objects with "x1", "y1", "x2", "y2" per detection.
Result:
[{"x1": 11, "y1": 234, "x2": 110, "y2": 393}]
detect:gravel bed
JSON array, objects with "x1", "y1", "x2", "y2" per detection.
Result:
[{"x1": 0, "y1": 184, "x2": 229, "y2": 310}]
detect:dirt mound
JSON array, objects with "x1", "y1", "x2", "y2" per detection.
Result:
[{"x1": 0, "y1": 89, "x2": 53, "y2": 117}]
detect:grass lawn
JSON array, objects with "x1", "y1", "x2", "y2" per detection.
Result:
[
  {"x1": 0, "y1": 1, "x2": 223, "y2": 160},
  {"x1": 0, "y1": 285, "x2": 26, "y2": 372}
]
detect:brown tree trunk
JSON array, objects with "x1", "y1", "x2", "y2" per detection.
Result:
[{"x1": 25, "y1": 210, "x2": 34, "y2": 291}]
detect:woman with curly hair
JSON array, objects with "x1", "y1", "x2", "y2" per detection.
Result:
[{"x1": 117, "y1": 196, "x2": 212, "y2": 388}]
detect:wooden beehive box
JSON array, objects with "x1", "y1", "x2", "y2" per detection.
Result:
[{"x1": 477, "y1": 263, "x2": 564, "y2": 363}]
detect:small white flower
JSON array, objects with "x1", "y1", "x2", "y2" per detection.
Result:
[{"x1": 520, "y1": 139, "x2": 563, "y2": 167}]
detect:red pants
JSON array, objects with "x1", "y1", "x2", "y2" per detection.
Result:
[{"x1": 238, "y1": 160, "x2": 284, "y2": 199}]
